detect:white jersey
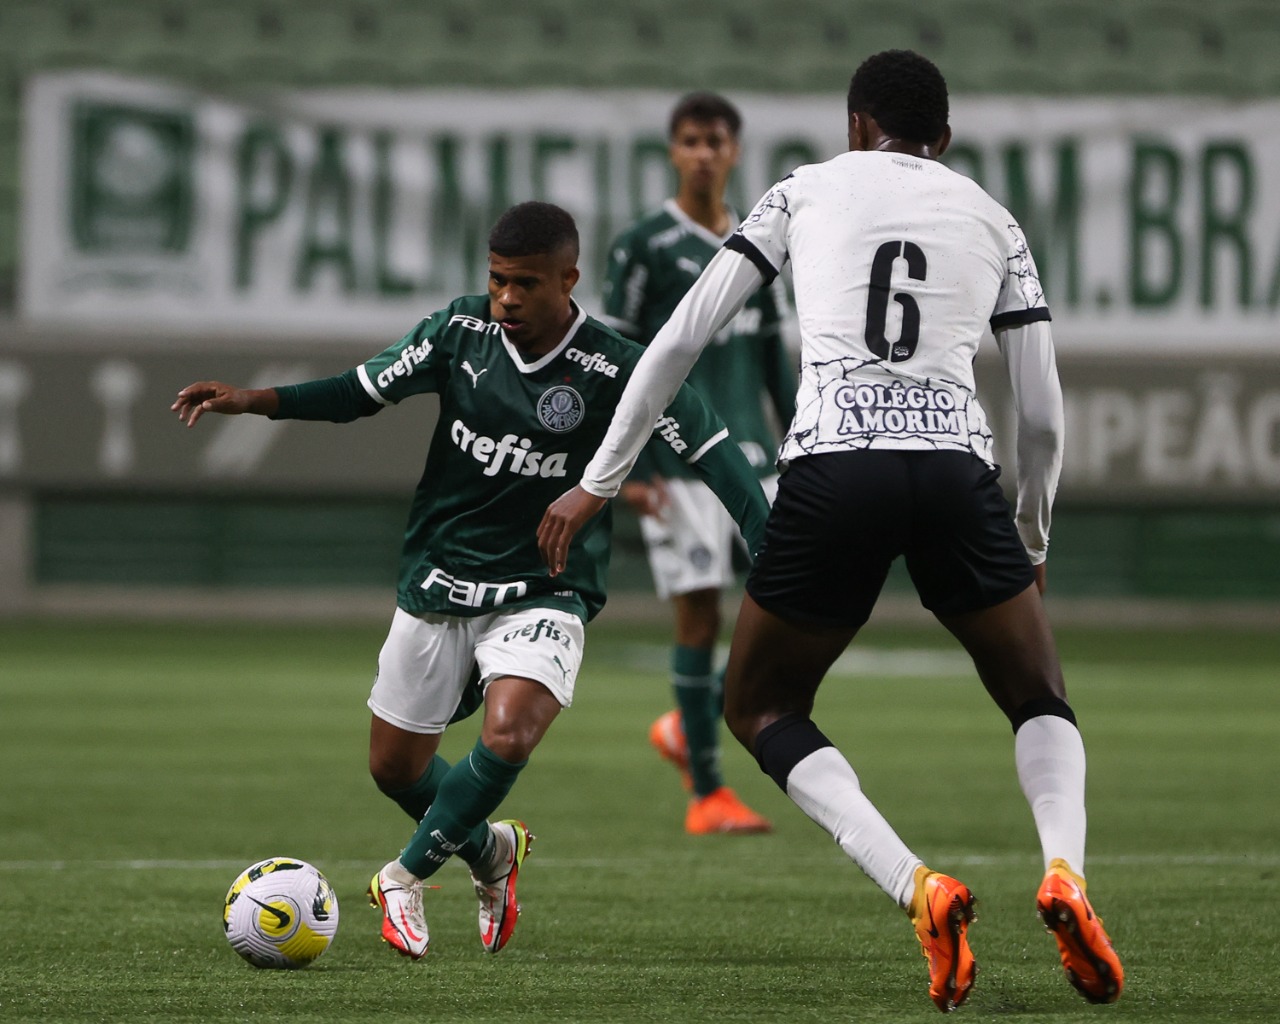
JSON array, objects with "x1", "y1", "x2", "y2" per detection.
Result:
[
  {"x1": 726, "y1": 150, "x2": 1049, "y2": 467},
  {"x1": 580, "y1": 148, "x2": 1065, "y2": 562}
]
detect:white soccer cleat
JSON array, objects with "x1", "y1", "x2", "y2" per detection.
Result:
[
  {"x1": 472, "y1": 820, "x2": 534, "y2": 953},
  {"x1": 368, "y1": 863, "x2": 431, "y2": 959}
]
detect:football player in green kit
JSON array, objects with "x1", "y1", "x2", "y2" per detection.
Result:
[
  {"x1": 601, "y1": 93, "x2": 795, "y2": 834},
  {"x1": 173, "y1": 201, "x2": 768, "y2": 960}
]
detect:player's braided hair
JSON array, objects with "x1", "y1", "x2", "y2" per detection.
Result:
[
  {"x1": 847, "y1": 50, "x2": 949, "y2": 145},
  {"x1": 668, "y1": 92, "x2": 742, "y2": 139},
  {"x1": 488, "y1": 201, "x2": 580, "y2": 261}
]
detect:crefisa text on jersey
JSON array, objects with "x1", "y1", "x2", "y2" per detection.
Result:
[
  {"x1": 501, "y1": 618, "x2": 572, "y2": 647},
  {"x1": 376, "y1": 338, "x2": 434, "y2": 388},
  {"x1": 834, "y1": 381, "x2": 964, "y2": 436},
  {"x1": 450, "y1": 419, "x2": 568, "y2": 477},
  {"x1": 564, "y1": 348, "x2": 619, "y2": 377}
]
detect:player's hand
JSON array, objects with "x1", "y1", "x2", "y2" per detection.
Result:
[
  {"x1": 619, "y1": 476, "x2": 669, "y2": 518},
  {"x1": 538, "y1": 485, "x2": 607, "y2": 577},
  {"x1": 1033, "y1": 561, "x2": 1047, "y2": 594},
  {"x1": 171, "y1": 382, "x2": 276, "y2": 428}
]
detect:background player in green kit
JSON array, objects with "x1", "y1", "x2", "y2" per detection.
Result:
[
  {"x1": 601, "y1": 93, "x2": 796, "y2": 835},
  {"x1": 172, "y1": 201, "x2": 768, "y2": 960}
]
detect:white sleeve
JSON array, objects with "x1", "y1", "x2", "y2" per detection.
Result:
[
  {"x1": 994, "y1": 319, "x2": 1064, "y2": 564},
  {"x1": 580, "y1": 248, "x2": 765, "y2": 497}
]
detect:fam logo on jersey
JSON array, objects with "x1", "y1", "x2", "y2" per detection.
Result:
[
  {"x1": 422, "y1": 567, "x2": 528, "y2": 609},
  {"x1": 537, "y1": 386, "x2": 584, "y2": 433},
  {"x1": 450, "y1": 313, "x2": 501, "y2": 335}
]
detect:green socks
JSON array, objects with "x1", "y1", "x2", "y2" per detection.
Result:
[
  {"x1": 398, "y1": 740, "x2": 526, "y2": 879},
  {"x1": 382, "y1": 754, "x2": 450, "y2": 822},
  {"x1": 673, "y1": 644, "x2": 723, "y2": 798}
]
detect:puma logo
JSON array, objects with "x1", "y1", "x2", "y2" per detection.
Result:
[{"x1": 461, "y1": 361, "x2": 488, "y2": 387}]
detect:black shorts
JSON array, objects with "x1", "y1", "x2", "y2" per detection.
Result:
[{"x1": 746, "y1": 449, "x2": 1036, "y2": 628}]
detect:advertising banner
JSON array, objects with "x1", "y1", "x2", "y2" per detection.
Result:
[{"x1": 20, "y1": 73, "x2": 1280, "y2": 353}]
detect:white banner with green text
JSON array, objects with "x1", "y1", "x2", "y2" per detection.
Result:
[{"x1": 20, "y1": 72, "x2": 1280, "y2": 352}]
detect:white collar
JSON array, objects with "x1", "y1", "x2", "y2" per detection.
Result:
[
  {"x1": 500, "y1": 300, "x2": 586, "y2": 374},
  {"x1": 663, "y1": 197, "x2": 736, "y2": 247}
]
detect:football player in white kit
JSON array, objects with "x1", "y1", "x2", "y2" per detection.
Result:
[{"x1": 539, "y1": 50, "x2": 1123, "y2": 1013}]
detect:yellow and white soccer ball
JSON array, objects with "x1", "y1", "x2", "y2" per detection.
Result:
[{"x1": 223, "y1": 857, "x2": 339, "y2": 969}]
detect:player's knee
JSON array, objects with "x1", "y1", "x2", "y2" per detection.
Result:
[
  {"x1": 751, "y1": 714, "x2": 836, "y2": 792},
  {"x1": 1008, "y1": 694, "x2": 1077, "y2": 733},
  {"x1": 479, "y1": 724, "x2": 539, "y2": 764},
  {"x1": 722, "y1": 689, "x2": 783, "y2": 752},
  {"x1": 722, "y1": 701, "x2": 752, "y2": 749},
  {"x1": 368, "y1": 751, "x2": 418, "y2": 794}
]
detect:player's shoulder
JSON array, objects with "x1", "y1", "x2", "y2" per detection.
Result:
[
  {"x1": 622, "y1": 205, "x2": 688, "y2": 252},
  {"x1": 576, "y1": 312, "x2": 644, "y2": 354},
  {"x1": 419, "y1": 294, "x2": 499, "y2": 343},
  {"x1": 572, "y1": 313, "x2": 647, "y2": 370}
]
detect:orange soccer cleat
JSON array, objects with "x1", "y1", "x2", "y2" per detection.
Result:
[
  {"x1": 649, "y1": 709, "x2": 693, "y2": 791},
  {"x1": 1037, "y1": 859, "x2": 1124, "y2": 1004},
  {"x1": 909, "y1": 867, "x2": 978, "y2": 1013},
  {"x1": 684, "y1": 786, "x2": 772, "y2": 835}
]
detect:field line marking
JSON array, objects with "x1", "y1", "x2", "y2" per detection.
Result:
[{"x1": 1, "y1": 852, "x2": 1278, "y2": 872}]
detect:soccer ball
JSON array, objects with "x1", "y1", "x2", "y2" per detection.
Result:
[{"x1": 222, "y1": 857, "x2": 339, "y2": 969}]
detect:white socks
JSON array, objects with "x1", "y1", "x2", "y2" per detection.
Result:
[
  {"x1": 1015, "y1": 715, "x2": 1088, "y2": 874},
  {"x1": 780, "y1": 713, "x2": 1088, "y2": 909},
  {"x1": 785, "y1": 746, "x2": 923, "y2": 909}
]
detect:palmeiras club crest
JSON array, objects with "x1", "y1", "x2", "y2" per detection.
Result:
[{"x1": 537, "y1": 385, "x2": 584, "y2": 433}]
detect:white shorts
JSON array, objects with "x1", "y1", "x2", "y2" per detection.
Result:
[
  {"x1": 638, "y1": 475, "x2": 778, "y2": 599},
  {"x1": 368, "y1": 605, "x2": 585, "y2": 734}
]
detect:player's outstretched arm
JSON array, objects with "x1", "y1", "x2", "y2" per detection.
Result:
[
  {"x1": 537, "y1": 485, "x2": 607, "y2": 577},
  {"x1": 172, "y1": 382, "x2": 279, "y2": 428},
  {"x1": 993, "y1": 320, "x2": 1064, "y2": 568}
]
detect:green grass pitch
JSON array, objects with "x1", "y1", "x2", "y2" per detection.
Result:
[{"x1": 1, "y1": 615, "x2": 1276, "y2": 1022}]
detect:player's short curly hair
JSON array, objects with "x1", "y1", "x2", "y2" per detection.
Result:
[
  {"x1": 669, "y1": 91, "x2": 742, "y2": 139},
  {"x1": 488, "y1": 201, "x2": 579, "y2": 261},
  {"x1": 846, "y1": 50, "x2": 949, "y2": 145}
]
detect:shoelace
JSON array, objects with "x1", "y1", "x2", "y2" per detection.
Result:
[{"x1": 395, "y1": 879, "x2": 439, "y2": 916}]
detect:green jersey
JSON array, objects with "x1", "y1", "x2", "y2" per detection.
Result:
[
  {"x1": 272, "y1": 294, "x2": 767, "y2": 622},
  {"x1": 601, "y1": 199, "x2": 796, "y2": 480}
]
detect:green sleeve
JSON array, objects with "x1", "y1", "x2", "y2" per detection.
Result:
[
  {"x1": 360, "y1": 316, "x2": 449, "y2": 404},
  {"x1": 627, "y1": 442, "x2": 662, "y2": 483},
  {"x1": 687, "y1": 433, "x2": 770, "y2": 559},
  {"x1": 664, "y1": 381, "x2": 770, "y2": 558},
  {"x1": 273, "y1": 369, "x2": 381, "y2": 423},
  {"x1": 762, "y1": 333, "x2": 798, "y2": 428}
]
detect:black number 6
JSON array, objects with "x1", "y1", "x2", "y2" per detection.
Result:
[{"x1": 865, "y1": 240, "x2": 926, "y2": 362}]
